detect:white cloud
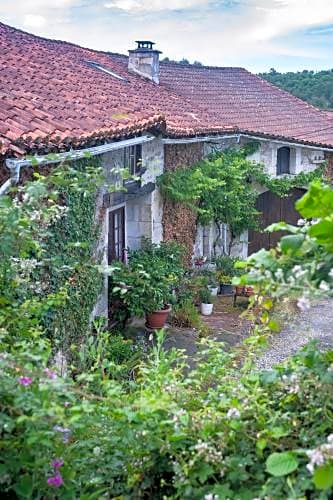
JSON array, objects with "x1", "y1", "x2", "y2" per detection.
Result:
[
  {"x1": 23, "y1": 14, "x2": 47, "y2": 28},
  {"x1": 0, "y1": 0, "x2": 332, "y2": 71},
  {"x1": 104, "y1": 0, "x2": 210, "y2": 12},
  {"x1": 248, "y1": 0, "x2": 333, "y2": 42}
]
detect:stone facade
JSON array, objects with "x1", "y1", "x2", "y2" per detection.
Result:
[
  {"x1": 93, "y1": 134, "x2": 329, "y2": 317},
  {"x1": 241, "y1": 137, "x2": 323, "y2": 177},
  {"x1": 93, "y1": 136, "x2": 165, "y2": 318}
]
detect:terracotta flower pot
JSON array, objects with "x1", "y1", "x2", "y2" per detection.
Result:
[
  {"x1": 146, "y1": 306, "x2": 171, "y2": 329},
  {"x1": 235, "y1": 285, "x2": 245, "y2": 295},
  {"x1": 244, "y1": 286, "x2": 254, "y2": 297}
]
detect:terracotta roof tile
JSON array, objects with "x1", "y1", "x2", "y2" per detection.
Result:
[
  {"x1": 159, "y1": 63, "x2": 333, "y2": 148},
  {"x1": 1, "y1": 22, "x2": 333, "y2": 157},
  {"x1": 0, "y1": 23, "x2": 231, "y2": 157}
]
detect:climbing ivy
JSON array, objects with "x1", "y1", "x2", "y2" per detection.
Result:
[
  {"x1": 35, "y1": 158, "x2": 105, "y2": 352},
  {"x1": 157, "y1": 145, "x2": 324, "y2": 254}
]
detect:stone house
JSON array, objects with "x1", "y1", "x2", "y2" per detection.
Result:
[{"x1": 1, "y1": 23, "x2": 333, "y2": 318}]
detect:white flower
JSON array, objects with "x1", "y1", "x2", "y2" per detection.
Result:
[
  {"x1": 204, "y1": 495, "x2": 218, "y2": 500},
  {"x1": 275, "y1": 268, "x2": 284, "y2": 280},
  {"x1": 297, "y1": 296, "x2": 311, "y2": 311},
  {"x1": 319, "y1": 281, "x2": 330, "y2": 292},
  {"x1": 329, "y1": 269, "x2": 333, "y2": 278},
  {"x1": 227, "y1": 408, "x2": 240, "y2": 419},
  {"x1": 297, "y1": 219, "x2": 306, "y2": 226}
]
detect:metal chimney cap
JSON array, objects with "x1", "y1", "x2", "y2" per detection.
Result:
[{"x1": 135, "y1": 41, "x2": 155, "y2": 50}]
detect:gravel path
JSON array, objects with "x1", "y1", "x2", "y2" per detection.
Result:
[{"x1": 256, "y1": 299, "x2": 333, "y2": 369}]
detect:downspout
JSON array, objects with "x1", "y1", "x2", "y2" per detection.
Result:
[{"x1": 1, "y1": 135, "x2": 155, "y2": 196}]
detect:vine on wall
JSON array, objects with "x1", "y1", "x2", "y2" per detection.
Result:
[
  {"x1": 38, "y1": 158, "x2": 104, "y2": 353},
  {"x1": 158, "y1": 145, "x2": 324, "y2": 255}
]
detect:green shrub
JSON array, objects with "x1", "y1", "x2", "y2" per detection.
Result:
[
  {"x1": 110, "y1": 240, "x2": 186, "y2": 320},
  {"x1": 214, "y1": 255, "x2": 241, "y2": 275},
  {"x1": 1, "y1": 335, "x2": 332, "y2": 498},
  {"x1": 199, "y1": 288, "x2": 213, "y2": 304},
  {"x1": 171, "y1": 299, "x2": 208, "y2": 335}
]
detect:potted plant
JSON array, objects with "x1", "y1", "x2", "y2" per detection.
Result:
[
  {"x1": 199, "y1": 288, "x2": 214, "y2": 316},
  {"x1": 110, "y1": 241, "x2": 185, "y2": 330},
  {"x1": 194, "y1": 255, "x2": 207, "y2": 268},
  {"x1": 244, "y1": 285, "x2": 254, "y2": 297},
  {"x1": 217, "y1": 272, "x2": 234, "y2": 295},
  {"x1": 208, "y1": 275, "x2": 219, "y2": 296}
]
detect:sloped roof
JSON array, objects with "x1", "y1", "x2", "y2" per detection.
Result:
[
  {"x1": 1, "y1": 22, "x2": 333, "y2": 158},
  {"x1": 322, "y1": 110, "x2": 333, "y2": 122},
  {"x1": 159, "y1": 63, "x2": 333, "y2": 148},
  {"x1": 0, "y1": 23, "x2": 233, "y2": 157}
]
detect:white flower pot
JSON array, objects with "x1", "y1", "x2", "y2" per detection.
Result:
[
  {"x1": 201, "y1": 303, "x2": 213, "y2": 315},
  {"x1": 208, "y1": 286, "x2": 219, "y2": 296}
]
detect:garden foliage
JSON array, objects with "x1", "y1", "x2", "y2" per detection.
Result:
[
  {"x1": 0, "y1": 160, "x2": 332, "y2": 498},
  {"x1": 157, "y1": 146, "x2": 323, "y2": 254}
]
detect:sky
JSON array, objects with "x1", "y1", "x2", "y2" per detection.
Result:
[{"x1": 1, "y1": 0, "x2": 333, "y2": 72}]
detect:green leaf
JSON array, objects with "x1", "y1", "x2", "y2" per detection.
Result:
[
  {"x1": 296, "y1": 181, "x2": 333, "y2": 218},
  {"x1": 14, "y1": 475, "x2": 33, "y2": 498},
  {"x1": 309, "y1": 220, "x2": 333, "y2": 249},
  {"x1": 266, "y1": 452, "x2": 299, "y2": 477},
  {"x1": 313, "y1": 464, "x2": 333, "y2": 490},
  {"x1": 265, "y1": 221, "x2": 298, "y2": 233},
  {"x1": 279, "y1": 234, "x2": 304, "y2": 255}
]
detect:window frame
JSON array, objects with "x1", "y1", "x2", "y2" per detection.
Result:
[
  {"x1": 123, "y1": 144, "x2": 142, "y2": 177},
  {"x1": 276, "y1": 146, "x2": 291, "y2": 175}
]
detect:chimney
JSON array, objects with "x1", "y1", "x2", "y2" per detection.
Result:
[{"x1": 128, "y1": 41, "x2": 161, "y2": 84}]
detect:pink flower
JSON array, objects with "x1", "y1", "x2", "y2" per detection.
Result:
[
  {"x1": 44, "y1": 368, "x2": 57, "y2": 380},
  {"x1": 47, "y1": 473, "x2": 63, "y2": 487},
  {"x1": 18, "y1": 376, "x2": 33, "y2": 386},
  {"x1": 51, "y1": 459, "x2": 64, "y2": 469}
]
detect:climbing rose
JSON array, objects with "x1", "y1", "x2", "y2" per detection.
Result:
[
  {"x1": 18, "y1": 376, "x2": 33, "y2": 386},
  {"x1": 47, "y1": 474, "x2": 63, "y2": 487}
]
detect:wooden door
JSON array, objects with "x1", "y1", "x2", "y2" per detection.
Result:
[
  {"x1": 248, "y1": 188, "x2": 305, "y2": 255},
  {"x1": 108, "y1": 207, "x2": 125, "y2": 263}
]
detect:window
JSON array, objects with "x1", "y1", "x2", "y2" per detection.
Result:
[
  {"x1": 123, "y1": 144, "x2": 142, "y2": 176},
  {"x1": 108, "y1": 207, "x2": 125, "y2": 262},
  {"x1": 276, "y1": 146, "x2": 290, "y2": 175}
]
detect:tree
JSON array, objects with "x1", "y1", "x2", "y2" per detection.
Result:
[{"x1": 259, "y1": 69, "x2": 333, "y2": 109}]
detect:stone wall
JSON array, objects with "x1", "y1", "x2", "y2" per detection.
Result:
[
  {"x1": 94, "y1": 137, "x2": 164, "y2": 318},
  {"x1": 241, "y1": 137, "x2": 324, "y2": 176},
  {"x1": 141, "y1": 137, "x2": 164, "y2": 244},
  {"x1": 163, "y1": 143, "x2": 204, "y2": 264}
]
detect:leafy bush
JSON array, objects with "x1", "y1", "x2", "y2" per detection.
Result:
[
  {"x1": 199, "y1": 288, "x2": 213, "y2": 304},
  {"x1": 1, "y1": 160, "x2": 332, "y2": 498},
  {"x1": 158, "y1": 147, "x2": 323, "y2": 254},
  {"x1": 240, "y1": 181, "x2": 333, "y2": 306},
  {"x1": 171, "y1": 299, "x2": 208, "y2": 335},
  {"x1": 110, "y1": 240, "x2": 185, "y2": 319},
  {"x1": 214, "y1": 255, "x2": 241, "y2": 275},
  {"x1": 74, "y1": 319, "x2": 140, "y2": 380},
  {"x1": 1, "y1": 334, "x2": 332, "y2": 498}
]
